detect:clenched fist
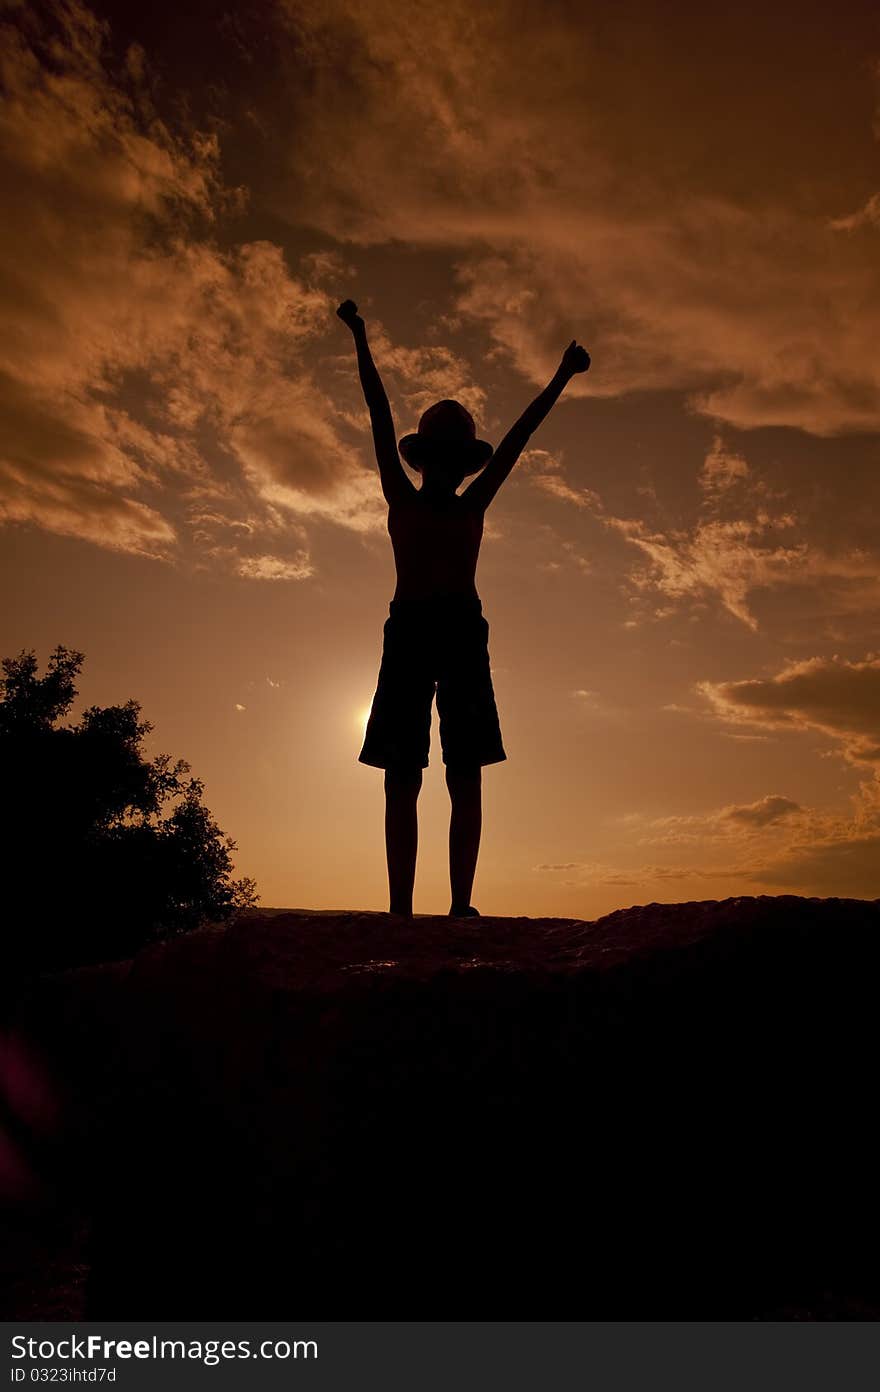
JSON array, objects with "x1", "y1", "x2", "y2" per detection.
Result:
[
  {"x1": 336, "y1": 299, "x2": 363, "y2": 330},
  {"x1": 560, "y1": 340, "x2": 590, "y2": 376}
]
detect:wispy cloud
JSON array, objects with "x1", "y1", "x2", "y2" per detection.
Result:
[
  {"x1": 638, "y1": 795, "x2": 805, "y2": 847},
  {"x1": 690, "y1": 654, "x2": 880, "y2": 894},
  {"x1": 698, "y1": 438, "x2": 750, "y2": 498},
  {"x1": 525, "y1": 437, "x2": 880, "y2": 630},
  {"x1": 234, "y1": 553, "x2": 314, "y2": 581},
  {"x1": 0, "y1": 2, "x2": 409, "y2": 569},
  {"x1": 535, "y1": 780, "x2": 880, "y2": 898},
  {"x1": 274, "y1": 0, "x2": 880, "y2": 434}
]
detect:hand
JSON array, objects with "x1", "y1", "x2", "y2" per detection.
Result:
[
  {"x1": 560, "y1": 340, "x2": 590, "y2": 376},
  {"x1": 336, "y1": 299, "x2": 364, "y2": 330}
]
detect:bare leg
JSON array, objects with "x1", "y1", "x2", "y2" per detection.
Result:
[
  {"x1": 384, "y1": 766, "x2": 422, "y2": 915},
  {"x1": 446, "y1": 763, "x2": 482, "y2": 915}
]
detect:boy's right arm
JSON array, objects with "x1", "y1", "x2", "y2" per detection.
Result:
[{"x1": 337, "y1": 299, "x2": 414, "y2": 505}]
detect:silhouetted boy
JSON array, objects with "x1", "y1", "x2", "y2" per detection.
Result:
[{"x1": 338, "y1": 298, "x2": 589, "y2": 917}]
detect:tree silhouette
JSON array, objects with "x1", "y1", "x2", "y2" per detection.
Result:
[{"x1": 1, "y1": 646, "x2": 258, "y2": 975}]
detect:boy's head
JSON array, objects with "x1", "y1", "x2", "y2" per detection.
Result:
[{"x1": 398, "y1": 400, "x2": 493, "y2": 487}]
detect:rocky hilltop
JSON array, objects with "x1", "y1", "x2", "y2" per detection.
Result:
[{"x1": 7, "y1": 895, "x2": 880, "y2": 1318}]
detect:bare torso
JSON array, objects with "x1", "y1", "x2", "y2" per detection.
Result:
[{"x1": 388, "y1": 488, "x2": 484, "y2": 602}]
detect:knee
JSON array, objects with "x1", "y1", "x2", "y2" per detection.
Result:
[
  {"x1": 445, "y1": 762, "x2": 481, "y2": 795},
  {"x1": 384, "y1": 765, "x2": 423, "y2": 796}
]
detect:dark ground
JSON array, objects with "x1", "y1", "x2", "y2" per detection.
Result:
[{"x1": 3, "y1": 895, "x2": 879, "y2": 1318}]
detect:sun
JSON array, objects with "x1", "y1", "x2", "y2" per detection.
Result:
[{"x1": 355, "y1": 706, "x2": 372, "y2": 738}]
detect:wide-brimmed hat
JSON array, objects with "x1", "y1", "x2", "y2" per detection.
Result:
[{"x1": 398, "y1": 400, "x2": 493, "y2": 475}]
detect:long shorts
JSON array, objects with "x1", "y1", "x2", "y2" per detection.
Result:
[{"x1": 359, "y1": 594, "x2": 507, "y2": 770}]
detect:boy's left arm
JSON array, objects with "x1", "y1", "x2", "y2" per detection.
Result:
[{"x1": 463, "y1": 340, "x2": 590, "y2": 510}]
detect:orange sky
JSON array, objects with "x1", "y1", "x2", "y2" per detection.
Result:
[{"x1": 3, "y1": 0, "x2": 880, "y2": 916}]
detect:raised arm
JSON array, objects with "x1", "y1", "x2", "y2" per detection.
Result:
[
  {"x1": 463, "y1": 340, "x2": 590, "y2": 510},
  {"x1": 337, "y1": 299, "x2": 413, "y2": 505}
]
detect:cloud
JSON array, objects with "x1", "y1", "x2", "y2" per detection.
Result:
[
  {"x1": 699, "y1": 438, "x2": 750, "y2": 497},
  {"x1": 299, "y1": 249, "x2": 358, "y2": 287},
  {"x1": 520, "y1": 448, "x2": 562, "y2": 473},
  {"x1": 694, "y1": 654, "x2": 880, "y2": 894},
  {"x1": 0, "y1": 371, "x2": 177, "y2": 556},
  {"x1": 829, "y1": 192, "x2": 880, "y2": 232},
  {"x1": 536, "y1": 784, "x2": 878, "y2": 897},
  {"x1": 636, "y1": 795, "x2": 804, "y2": 848},
  {"x1": 745, "y1": 782, "x2": 880, "y2": 893},
  {"x1": 0, "y1": 2, "x2": 399, "y2": 569},
  {"x1": 700, "y1": 655, "x2": 880, "y2": 764},
  {"x1": 274, "y1": 0, "x2": 880, "y2": 434},
  {"x1": 7, "y1": 0, "x2": 880, "y2": 605},
  {"x1": 234, "y1": 553, "x2": 314, "y2": 581},
  {"x1": 750, "y1": 831, "x2": 880, "y2": 895},
  {"x1": 535, "y1": 764, "x2": 879, "y2": 895},
  {"x1": 534, "y1": 859, "x2": 740, "y2": 887},
  {"x1": 532, "y1": 474, "x2": 602, "y2": 512},
  {"x1": 368, "y1": 330, "x2": 487, "y2": 423},
  {"x1": 739, "y1": 774, "x2": 880, "y2": 895},
  {"x1": 527, "y1": 437, "x2": 880, "y2": 630},
  {"x1": 536, "y1": 645, "x2": 880, "y2": 900},
  {"x1": 520, "y1": 446, "x2": 602, "y2": 516},
  {"x1": 606, "y1": 511, "x2": 807, "y2": 630},
  {"x1": 720, "y1": 795, "x2": 803, "y2": 828}
]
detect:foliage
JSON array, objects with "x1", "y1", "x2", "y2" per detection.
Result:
[{"x1": 1, "y1": 646, "x2": 259, "y2": 973}]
